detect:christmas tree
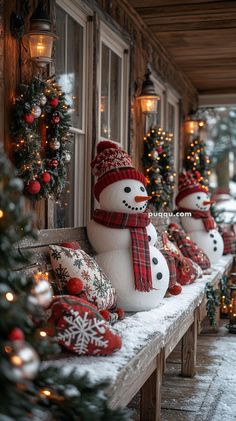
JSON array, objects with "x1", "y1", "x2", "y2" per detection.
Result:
[
  {"x1": 142, "y1": 127, "x2": 176, "y2": 211},
  {"x1": 184, "y1": 136, "x2": 211, "y2": 188},
  {"x1": 0, "y1": 149, "x2": 130, "y2": 421}
]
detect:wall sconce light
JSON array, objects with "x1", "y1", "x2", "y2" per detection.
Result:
[
  {"x1": 183, "y1": 118, "x2": 199, "y2": 135},
  {"x1": 137, "y1": 69, "x2": 160, "y2": 114},
  {"x1": 23, "y1": 1, "x2": 58, "y2": 68}
]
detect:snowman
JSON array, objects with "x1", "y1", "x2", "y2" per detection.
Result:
[
  {"x1": 87, "y1": 141, "x2": 169, "y2": 311},
  {"x1": 176, "y1": 171, "x2": 224, "y2": 265}
]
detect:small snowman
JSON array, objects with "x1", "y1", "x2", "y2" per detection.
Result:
[
  {"x1": 176, "y1": 171, "x2": 224, "y2": 265},
  {"x1": 87, "y1": 141, "x2": 169, "y2": 311}
]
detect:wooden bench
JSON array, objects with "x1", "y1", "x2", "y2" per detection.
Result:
[{"x1": 17, "y1": 227, "x2": 234, "y2": 421}]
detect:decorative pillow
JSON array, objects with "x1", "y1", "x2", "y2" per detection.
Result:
[
  {"x1": 162, "y1": 234, "x2": 202, "y2": 286},
  {"x1": 48, "y1": 295, "x2": 122, "y2": 356},
  {"x1": 49, "y1": 245, "x2": 116, "y2": 310},
  {"x1": 168, "y1": 223, "x2": 211, "y2": 270},
  {"x1": 218, "y1": 224, "x2": 236, "y2": 255},
  {"x1": 161, "y1": 250, "x2": 182, "y2": 295}
]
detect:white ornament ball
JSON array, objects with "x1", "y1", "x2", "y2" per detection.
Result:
[
  {"x1": 31, "y1": 105, "x2": 42, "y2": 118},
  {"x1": 63, "y1": 151, "x2": 71, "y2": 163},
  {"x1": 151, "y1": 150, "x2": 159, "y2": 159},
  {"x1": 49, "y1": 140, "x2": 61, "y2": 150},
  {"x1": 7, "y1": 341, "x2": 40, "y2": 381},
  {"x1": 39, "y1": 94, "x2": 47, "y2": 106},
  {"x1": 29, "y1": 279, "x2": 53, "y2": 308}
]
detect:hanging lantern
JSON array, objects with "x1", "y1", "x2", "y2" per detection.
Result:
[
  {"x1": 24, "y1": 1, "x2": 58, "y2": 67},
  {"x1": 183, "y1": 119, "x2": 199, "y2": 135},
  {"x1": 137, "y1": 69, "x2": 160, "y2": 114}
]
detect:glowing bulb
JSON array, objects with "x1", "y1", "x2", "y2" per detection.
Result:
[
  {"x1": 0, "y1": 210, "x2": 4, "y2": 218},
  {"x1": 11, "y1": 356, "x2": 22, "y2": 366},
  {"x1": 6, "y1": 292, "x2": 14, "y2": 302},
  {"x1": 40, "y1": 331, "x2": 47, "y2": 337},
  {"x1": 41, "y1": 389, "x2": 51, "y2": 397}
]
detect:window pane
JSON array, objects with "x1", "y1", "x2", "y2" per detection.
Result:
[
  {"x1": 110, "y1": 50, "x2": 121, "y2": 141},
  {"x1": 56, "y1": 9, "x2": 84, "y2": 129},
  {"x1": 100, "y1": 44, "x2": 109, "y2": 139},
  {"x1": 54, "y1": 137, "x2": 75, "y2": 228}
]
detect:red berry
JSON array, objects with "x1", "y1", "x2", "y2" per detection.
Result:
[
  {"x1": 99, "y1": 309, "x2": 110, "y2": 321},
  {"x1": 66, "y1": 278, "x2": 83, "y2": 295},
  {"x1": 60, "y1": 241, "x2": 81, "y2": 250},
  {"x1": 8, "y1": 328, "x2": 25, "y2": 341},
  {"x1": 50, "y1": 97, "x2": 59, "y2": 107},
  {"x1": 116, "y1": 307, "x2": 124, "y2": 319},
  {"x1": 168, "y1": 284, "x2": 182, "y2": 295},
  {"x1": 41, "y1": 172, "x2": 51, "y2": 183},
  {"x1": 28, "y1": 180, "x2": 41, "y2": 194},
  {"x1": 24, "y1": 113, "x2": 34, "y2": 124}
]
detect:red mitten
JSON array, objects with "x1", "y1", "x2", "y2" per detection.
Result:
[
  {"x1": 168, "y1": 223, "x2": 211, "y2": 270},
  {"x1": 161, "y1": 250, "x2": 182, "y2": 295},
  {"x1": 48, "y1": 295, "x2": 122, "y2": 356},
  {"x1": 218, "y1": 224, "x2": 236, "y2": 255}
]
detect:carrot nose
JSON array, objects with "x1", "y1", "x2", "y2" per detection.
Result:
[
  {"x1": 203, "y1": 200, "x2": 215, "y2": 205},
  {"x1": 135, "y1": 195, "x2": 151, "y2": 203}
]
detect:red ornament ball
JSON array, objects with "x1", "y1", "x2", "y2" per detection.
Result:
[
  {"x1": 168, "y1": 284, "x2": 182, "y2": 296},
  {"x1": 66, "y1": 278, "x2": 83, "y2": 295},
  {"x1": 8, "y1": 327, "x2": 25, "y2": 341},
  {"x1": 157, "y1": 146, "x2": 163, "y2": 154},
  {"x1": 116, "y1": 307, "x2": 125, "y2": 320},
  {"x1": 60, "y1": 241, "x2": 81, "y2": 250},
  {"x1": 41, "y1": 172, "x2": 51, "y2": 183},
  {"x1": 50, "y1": 97, "x2": 59, "y2": 107},
  {"x1": 51, "y1": 113, "x2": 60, "y2": 124},
  {"x1": 99, "y1": 309, "x2": 110, "y2": 321},
  {"x1": 24, "y1": 113, "x2": 34, "y2": 124},
  {"x1": 48, "y1": 159, "x2": 59, "y2": 168},
  {"x1": 28, "y1": 180, "x2": 41, "y2": 194}
]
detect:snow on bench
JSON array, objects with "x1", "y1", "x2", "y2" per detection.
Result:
[{"x1": 44, "y1": 255, "x2": 233, "y2": 408}]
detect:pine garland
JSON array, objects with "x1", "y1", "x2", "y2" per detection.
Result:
[
  {"x1": 142, "y1": 127, "x2": 176, "y2": 211},
  {"x1": 11, "y1": 75, "x2": 72, "y2": 201},
  {"x1": 205, "y1": 283, "x2": 221, "y2": 326},
  {"x1": 185, "y1": 137, "x2": 211, "y2": 188}
]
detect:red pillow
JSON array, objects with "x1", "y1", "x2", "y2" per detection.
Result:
[
  {"x1": 48, "y1": 295, "x2": 122, "y2": 356},
  {"x1": 168, "y1": 223, "x2": 211, "y2": 270},
  {"x1": 60, "y1": 241, "x2": 81, "y2": 250},
  {"x1": 162, "y1": 234, "x2": 202, "y2": 286}
]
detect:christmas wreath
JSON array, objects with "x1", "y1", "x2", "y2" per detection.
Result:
[{"x1": 11, "y1": 76, "x2": 72, "y2": 200}]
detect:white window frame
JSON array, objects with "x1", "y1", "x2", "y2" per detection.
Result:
[
  {"x1": 98, "y1": 22, "x2": 129, "y2": 150},
  {"x1": 166, "y1": 88, "x2": 180, "y2": 172},
  {"x1": 56, "y1": 0, "x2": 93, "y2": 227}
]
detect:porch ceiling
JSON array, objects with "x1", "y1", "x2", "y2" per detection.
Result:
[{"x1": 129, "y1": 0, "x2": 236, "y2": 95}]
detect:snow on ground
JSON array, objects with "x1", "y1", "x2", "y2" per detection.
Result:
[{"x1": 43, "y1": 255, "x2": 233, "y2": 386}]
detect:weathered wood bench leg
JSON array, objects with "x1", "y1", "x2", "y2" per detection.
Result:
[
  {"x1": 181, "y1": 308, "x2": 198, "y2": 378},
  {"x1": 140, "y1": 350, "x2": 164, "y2": 421}
]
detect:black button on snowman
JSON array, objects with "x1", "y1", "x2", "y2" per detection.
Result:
[
  {"x1": 176, "y1": 172, "x2": 223, "y2": 265},
  {"x1": 87, "y1": 141, "x2": 169, "y2": 311}
]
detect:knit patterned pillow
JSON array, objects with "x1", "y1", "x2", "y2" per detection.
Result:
[
  {"x1": 48, "y1": 295, "x2": 122, "y2": 356},
  {"x1": 49, "y1": 245, "x2": 116, "y2": 311},
  {"x1": 168, "y1": 223, "x2": 211, "y2": 270}
]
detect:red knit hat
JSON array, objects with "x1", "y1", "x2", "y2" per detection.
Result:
[
  {"x1": 91, "y1": 141, "x2": 147, "y2": 201},
  {"x1": 175, "y1": 171, "x2": 208, "y2": 206}
]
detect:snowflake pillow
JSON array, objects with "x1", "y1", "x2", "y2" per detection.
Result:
[
  {"x1": 49, "y1": 245, "x2": 116, "y2": 310},
  {"x1": 48, "y1": 295, "x2": 122, "y2": 356}
]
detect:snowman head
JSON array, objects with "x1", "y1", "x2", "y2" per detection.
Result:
[
  {"x1": 178, "y1": 191, "x2": 212, "y2": 211},
  {"x1": 99, "y1": 179, "x2": 150, "y2": 213}
]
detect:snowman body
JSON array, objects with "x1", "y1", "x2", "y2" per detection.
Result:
[
  {"x1": 178, "y1": 191, "x2": 224, "y2": 264},
  {"x1": 87, "y1": 179, "x2": 169, "y2": 311}
]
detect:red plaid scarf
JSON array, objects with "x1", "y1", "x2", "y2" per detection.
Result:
[
  {"x1": 178, "y1": 208, "x2": 216, "y2": 231},
  {"x1": 93, "y1": 209, "x2": 152, "y2": 292}
]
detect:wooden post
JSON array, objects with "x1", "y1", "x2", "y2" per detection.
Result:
[
  {"x1": 181, "y1": 308, "x2": 198, "y2": 377},
  {"x1": 140, "y1": 350, "x2": 164, "y2": 421}
]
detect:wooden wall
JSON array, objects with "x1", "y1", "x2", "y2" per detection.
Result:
[{"x1": 2, "y1": 0, "x2": 198, "y2": 229}]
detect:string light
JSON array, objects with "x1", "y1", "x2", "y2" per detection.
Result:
[
  {"x1": 0, "y1": 209, "x2": 4, "y2": 218},
  {"x1": 5, "y1": 292, "x2": 14, "y2": 302}
]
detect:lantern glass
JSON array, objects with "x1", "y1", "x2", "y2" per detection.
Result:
[
  {"x1": 184, "y1": 120, "x2": 199, "y2": 135},
  {"x1": 27, "y1": 34, "x2": 54, "y2": 66},
  {"x1": 140, "y1": 96, "x2": 158, "y2": 114}
]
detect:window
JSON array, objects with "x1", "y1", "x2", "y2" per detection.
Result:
[
  {"x1": 99, "y1": 22, "x2": 129, "y2": 148},
  {"x1": 54, "y1": 0, "x2": 92, "y2": 228}
]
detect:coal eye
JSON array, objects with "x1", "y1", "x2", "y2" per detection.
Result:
[
  {"x1": 140, "y1": 186, "x2": 145, "y2": 192},
  {"x1": 124, "y1": 187, "x2": 131, "y2": 193},
  {"x1": 197, "y1": 196, "x2": 201, "y2": 199}
]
